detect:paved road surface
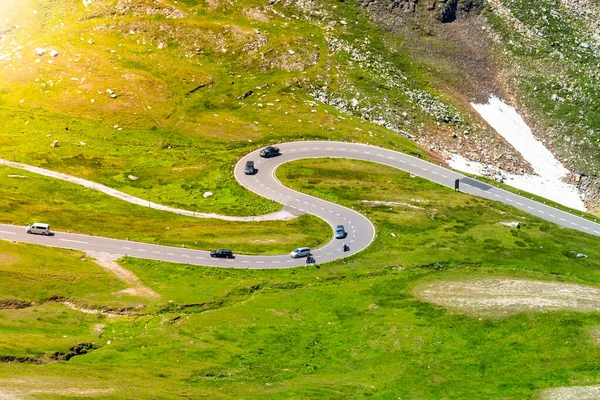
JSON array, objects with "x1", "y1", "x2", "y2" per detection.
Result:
[{"x1": 1, "y1": 141, "x2": 598, "y2": 268}]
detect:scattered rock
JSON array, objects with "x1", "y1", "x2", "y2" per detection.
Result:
[
  {"x1": 500, "y1": 221, "x2": 521, "y2": 229},
  {"x1": 577, "y1": 253, "x2": 588, "y2": 258},
  {"x1": 237, "y1": 89, "x2": 254, "y2": 99},
  {"x1": 49, "y1": 49, "x2": 59, "y2": 57},
  {"x1": 50, "y1": 140, "x2": 59, "y2": 148},
  {"x1": 34, "y1": 47, "x2": 46, "y2": 56},
  {"x1": 128, "y1": 175, "x2": 138, "y2": 181},
  {"x1": 203, "y1": 191, "x2": 213, "y2": 198}
]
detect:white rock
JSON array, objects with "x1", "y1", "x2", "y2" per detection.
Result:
[
  {"x1": 50, "y1": 140, "x2": 59, "y2": 148},
  {"x1": 287, "y1": 49, "x2": 295, "y2": 55},
  {"x1": 106, "y1": 89, "x2": 114, "y2": 95},
  {"x1": 128, "y1": 175, "x2": 139, "y2": 181},
  {"x1": 87, "y1": 39, "x2": 94, "y2": 45},
  {"x1": 49, "y1": 49, "x2": 59, "y2": 57},
  {"x1": 35, "y1": 47, "x2": 46, "y2": 56},
  {"x1": 203, "y1": 191, "x2": 213, "y2": 198}
]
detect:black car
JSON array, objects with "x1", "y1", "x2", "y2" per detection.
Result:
[
  {"x1": 244, "y1": 160, "x2": 256, "y2": 175},
  {"x1": 260, "y1": 146, "x2": 280, "y2": 158},
  {"x1": 210, "y1": 249, "x2": 234, "y2": 259}
]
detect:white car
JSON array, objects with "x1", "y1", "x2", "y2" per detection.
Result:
[
  {"x1": 26, "y1": 223, "x2": 51, "y2": 235},
  {"x1": 290, "y1": 247, "x2": 311, "y2": 258}
]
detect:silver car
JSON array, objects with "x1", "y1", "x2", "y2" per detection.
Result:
[{"x1": 290, "y1": 247, "x2": 311, "y2": 258}]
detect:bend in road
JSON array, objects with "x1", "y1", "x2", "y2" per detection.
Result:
[{"x1": 1, "y1": 141, "x2": 599, "y2": 268}]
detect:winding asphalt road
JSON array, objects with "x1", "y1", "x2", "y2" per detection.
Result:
[{"x1": 1, "y1": 141, "x2": 599, "y2": 268}]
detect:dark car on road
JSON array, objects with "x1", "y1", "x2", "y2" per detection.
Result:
[
  {"x1": 210, "y1": 249, "x2": 234, "y2": 259},
  {"x1": 244, "y1": 160, "x2": 256, "y2": 175},
  {"x1": 335, "y1": 225, "x2": 347, "y2": 239},
  {"x1": 260, "y1": 146, "x2": 280, "y2": 158}
]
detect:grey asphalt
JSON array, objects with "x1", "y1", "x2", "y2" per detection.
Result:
[{"x1": 1, "y1": 141, "x2": 598, "y2": 268}]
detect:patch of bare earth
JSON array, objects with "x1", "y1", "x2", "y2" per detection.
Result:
[
  {"x1": 87, "y1": 252, "x2": 160, "y2": 300},
  {"x1": 0, "y1": 253, "x2": 19, "y2": 265},
  {"x1": 0, "y1": 378, "x2": 112, "y2": 399},
  {"x1": 415, "y1": 278, "x2": 600, "y2": 317},
  {"x1": 540, "y1": 385, "x2": 600, "y2": 400}
]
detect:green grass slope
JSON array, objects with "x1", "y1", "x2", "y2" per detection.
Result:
[{"x1": 0, "y1": 160, "x2": 599, "y2": 398}]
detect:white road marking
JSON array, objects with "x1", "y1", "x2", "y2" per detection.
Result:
[
  {"x1": 123, "y1": 246, "x2": 132, "y2": 250},
  {"x1": 549, "y1": 214, "x2": 556, "y2": 218},
  {"x1": 560, "y1": 218, "x2": 566, "y2": 222},
  {"x1": 182, "y1": 255, "x2": 190, "y2": 258},
  {"x1": 582, "y1": 226, "x2": 589, "y2": 230},
  {"x1": 167, "y1": 252, "x2": 175, "y2": 256},
  {"x1": 0, "y1": 231, "x2": 16, "y2": 235},
  {"x1": 59, "y1": 239, "x2": 87, "y2": 244},
  {"x1": 152, "y1": 251, "x2": 160, "y2": 254},
  {"x1": 137, "y1": 249, "x2": 146, "y2": 252}
]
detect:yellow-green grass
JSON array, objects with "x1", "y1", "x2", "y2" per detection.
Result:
[
  {"x1": 1, "y1": 0, "x2": 431, "y2": 218},
  {"x1": 0, "y1": 240, "x2": 126, "y2": 305},
  {"x1": 0, "y1": 165, "x2": 330, "y2": 254},
  {"x1": 0, "y1": 159, "x2": 596, "y2": 398}
]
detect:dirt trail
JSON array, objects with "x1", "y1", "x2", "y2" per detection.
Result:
[
  {"x1": 87, "y1": 252, "x2": 160, "y2": 300},
  {"x1": 0, "y1": 158, "x2": 301, "y2": 222},
  {"x1": 0, "y1": 382, "x2": 111, "y2": 399},
  {"x1": 416, "y1": 278, "x2": 600, "y2": 317}
]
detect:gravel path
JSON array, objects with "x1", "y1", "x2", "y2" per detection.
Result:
[{"x1": 0, "y1": 158, "x2": 302, "y2": 222}]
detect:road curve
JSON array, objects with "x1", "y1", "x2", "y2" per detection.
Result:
[{"x1": 1, "y1": 141, "x2": 599, "y2": 269}]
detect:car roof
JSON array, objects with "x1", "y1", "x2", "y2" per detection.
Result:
[
  {"x1": 296, "y1": 247, "x2": 310, "y2": 251},
  {"x1": 336, "y1": 225, "x2": 344, "y2": 229},
  {"x1": 32, "y1": 223, "x2": 49, "y2": 228}
]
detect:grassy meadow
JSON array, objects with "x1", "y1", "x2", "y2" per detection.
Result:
[
  {"x1": 1, "y1": 0, "x2": 600, "y2": 398},
  {"x1": 0, "y1": 160, "x2": 600, "y2": 398}
]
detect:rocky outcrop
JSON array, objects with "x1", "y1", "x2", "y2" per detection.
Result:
[{"x1": 358, "y1": 0, "x2": 484, "y2": 22}]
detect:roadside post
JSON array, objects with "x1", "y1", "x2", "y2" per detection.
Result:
[{"x1": 454, "y1": 178, "x2": 460, "y2": 191}]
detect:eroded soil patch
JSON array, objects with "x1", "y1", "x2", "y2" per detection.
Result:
[
  {"x1": 540, "y1": 384, "x2": 600, "y2": 400},
  {"x1": 415, "y1": 278, "x2": 600, "y2": 317}
]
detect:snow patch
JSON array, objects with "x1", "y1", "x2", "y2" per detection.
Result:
[{"x1": 448, "y1": 96, "x2": 585, "y2": 211}]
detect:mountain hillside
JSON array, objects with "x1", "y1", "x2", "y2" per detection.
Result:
[{"x1": 1, "y1": 0, "x2": 598, "y2": 213}]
